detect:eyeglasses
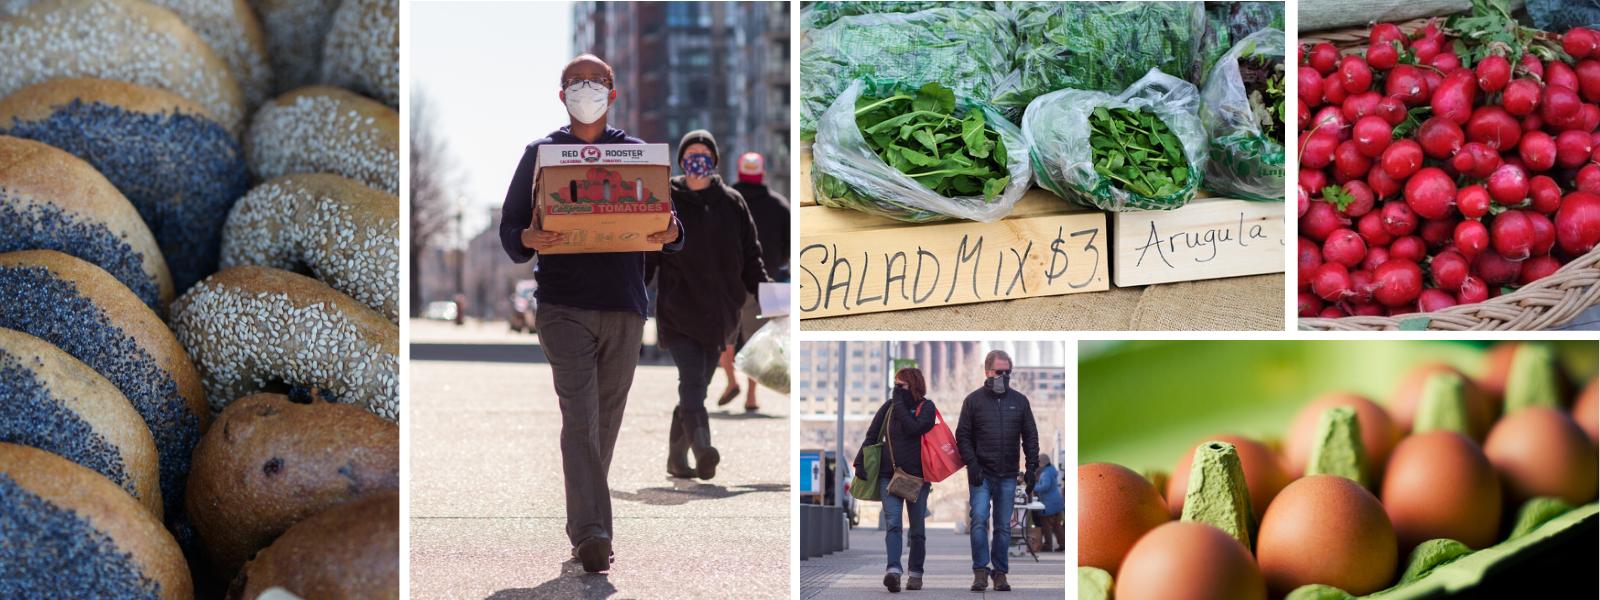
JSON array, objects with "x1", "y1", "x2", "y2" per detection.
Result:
[
  {"x1": 992, "y1": 369, "x2": 1012, "y2": 376},
  {"x1": 563, "y1": 76, "x2": 613, "y2": 91}
]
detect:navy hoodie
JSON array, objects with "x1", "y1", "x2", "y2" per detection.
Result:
[{"x1": 499, "y1": 126, "x2": 683, "y2": 318}]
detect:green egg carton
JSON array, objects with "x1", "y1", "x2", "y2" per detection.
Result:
[{"x1": 1079, "y1": 340, "x2": 1599, "y2": 599}]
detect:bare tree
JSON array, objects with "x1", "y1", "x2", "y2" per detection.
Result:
[{"x1": 409, "y1": 89, "x2": 456, "y2": 316}]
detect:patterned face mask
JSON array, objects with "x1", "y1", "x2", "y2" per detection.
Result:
[{"x1": 681, "y1": 153, "x2": 715, "y2": 178}]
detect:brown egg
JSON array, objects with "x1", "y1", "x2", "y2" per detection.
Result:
[
  {"x1": 1575, "y1": 378, "x2": 1598, "y2": 445},
  {"x1": 1257, "y1": 474, "x2": 1397, "y2": 599},
  {"x1": 1382, "y1": 430, "x2": 1502, "y2": 555},
  {"x1": 1484, "y1": 407, "x2": 1600, "y2": 506},
  {"x1": 1166, "y1": 434, "x2": 1291, "y2": 521},
  {"x1": 1283, "y1": 393, "x2": 1402, "y2": 480},
  {"x1": 1387, "y1": 362, "x2": 1497, "y2": 440},
  {"x1": 1116, "y1": 521, "x2": 1267, "y2": 600},
  {"x1": 1079, "y1": 462, "x2": 1170, "y2": 575}
]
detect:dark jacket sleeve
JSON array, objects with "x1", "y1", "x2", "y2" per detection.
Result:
[
  {"x1": 891, "y1": 389, "x2": 936, "y2": 437},
  {"x1": 500, "y1": 146, "x2": 538, "y2": 264},
  {"x1": 661, "y1": 212, "x2": 686, "y2": 254},
  {"x1": 853, "y1": 401, "x2": 889, "y2": 476},
  {"x1": 955, "y1": 392, "x2": 979, "y2": 474},
  {"x1": 728, "y1": 187, "x2": 770, "y2": 294},
  {"x1": 1020, "y1": 394, "x2": 1040, "y2": 474}
]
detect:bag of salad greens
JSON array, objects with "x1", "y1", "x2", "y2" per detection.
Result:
[
  {"x1": 799, "y1": 7, "x2": 1017, "y2": 140},
  {"x1": 799, "y1": 1, "x2": 994, "y2": 31},
  {"x1": 1199, "y1": 2, "x2": 1288, "y2": 81},
  {"x1": 1199, "y1": 28, "x2": 1286, "y2": 202},
  {"x1": 992, "y1": 1, "x2": 1205, "y2": 113},
  {"x1": 1022, "y1": 69, "x2": 1207, "y2": 212},
  {"x1": 734, "y1": 316, "x2": 789, "y2": 395},
  {"x1": 812, "y1": 77, "x2": 1032, "y2": 223}
]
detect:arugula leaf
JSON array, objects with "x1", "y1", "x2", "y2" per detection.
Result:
[{"x1": 1087, "y1": 106, "x2": 1193, "y2": 199}]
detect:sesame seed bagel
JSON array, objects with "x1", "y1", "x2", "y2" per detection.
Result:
[
  {"x1": 0, "y1": 135, "x2": 175, "y2": 317},
  {"x1": 219, "y1": 174, "x2": 398, "y2": 323},
  {"x1": 187, "y1": 392, "x2": 397, "y2": 579},
  {"x1": 0, "y1": 0, "x2": 272, "y2": 109},
  {"x1": 0, "y1": 442, "x2": 192, "y2": 599},
  {"x1": 319, "y1": 0, "x2": 397, "y2": 108},
  {"x1": 247, "y1": 0, "x2": 341, "y2": 95},
  {"x1": 226, "y1": 490, "x2": 398, "y2": 600},
  {"x1": 0, "y1": 326, "x2": 163, "y2": 520},
  {"x1": 169, "y1": 265, "x2": 399, "y2": 421},
  {"x1": 0, "y1": 0, "x2": 247, "y2": 138},
  {"x1": 0, "y1": 79, "x2": 251, "y2": 293},
  {"x1": 0, "y1": 250, "x2": 211, "y2": 524},
  {"x1": 243, "y1": 86, "x2": 398, "y2": 195}
]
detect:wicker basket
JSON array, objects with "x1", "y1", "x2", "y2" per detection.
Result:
[{"x1": 1297, "y1": 17, "x2": 1600, "y2": 331}]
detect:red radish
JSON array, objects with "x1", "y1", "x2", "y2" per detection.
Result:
[
  {"x1": 1358, "y1": 211, "x2": 1394, "y2": 247},
  {"x1": 1374, "y1": 259, "x2": 1424, "y2": 307},
  {"x1": 1565, "y1": 27, "x2": 1599, "y2": 59},
  {"x1": 1575, "y1": 60, "x2": 1600, "y2": 103},
  {"x1": 1299, "y1": 66, "x2": 1325, "y2": 108},
  {"x1": 1542, "y1": 84, "x2": 1581, "y2": 121},
  {"x1": 1491, "y1": 210, "x2": 1535, "y2": 260},
  {"x1": 1556, "y1": 130, "x2": 1594, "y2": 169},
  {"x1": 1340, "y1": 181, "x2": 1377, "y2": 217},
  {"x1": 1464, "y1": 106, "x2": 1521, "y2": 151},
  {"x1": 1578, "y1": 104, "x2": 1600, "y2": 132},
  {"x1": 1324, "y1": 229, "x2": 1368, "y2": 267},
  {"x1": 1299, "y1": 101, "x2": 1311, "y2": 130},
  {"x1": 1302, "y1": 200, "x2": 1349, "y2": 241},
  {"x1": 1430, "y1": 52, "x2": 1462, "y2": 73},
  {"x1": 1310, "y1": 42, "x2": 1341, "y2": 75},
  {"x1": 1416, "y1": 117, "x2": 1464, "y2": 159},
  {"x1": 1343, "y1": 91, "x2": 1382, "y2": 122},
  {"x1": 1382, "y1": 140, "x2": 1425, "y2": 179},
  {"x1": 1413, "y1": 36, "x2": 1441, "y2": 64},
  {"x1": 1453, "y1": 143, "x2": 1502, "y2": 179},
  {"x1": 1578, "y1": 164, "x2": 1600, "y2": 194},
  {"x1": 1368, "y1": 165, "x2": 1402, "y2": 199},
  {"x1": 1348, "y1": 269, "x2": 1378, "y2": 303},
  {"x1": 1301, "y1": 130, "x2": 1339, "y2": 169},
  {"x1": 1458, "y1": 185, "x2": 1492, "y2": 219},
  {"x1": 1526, "y1": 211, "x2": 1556, "y2": 256},
  {"x1": 1432, "y1": 69, "x2": 1479, "y2": 125},
  {"x1": 1502, "y1": 79, "x2": 1542, "y2": 116},
  {"x1": 1392, "y1": 235, "x2": 1428, "y2": 263},
  {"x1": 1352, "y1": 116, "x2": 1392, "y2": 158},
  {"x1": 1520, "y1": 255, "x2": 1562, "y2": 284},
  {"x1": 1432, "y1": 250, "x2": 1470, "y2": 291},
  {"x1": 1350, "y1": 301, "x2": 1385, "y2": 316},
  {"x1": 1383, "y1": 200, "x2": 1419, "y2": 237},
  {"x1": 1386, "y1": 65, "x2": 1431, "y2": 106},
  {"x1": 1423, "y1": 70, "x2": 1445, "y2": 99},
  {"x1": 1323, "y1": 73, "x2": 1350, "y2": 105},
  {"x1": 1520, "y1": 112, "x2": 1543, "y2": 132},
  {"x1": 1458, "y1": 275, "x2": 1488, "y2": 304},
  {"x1": 1404, "y1": 167, "x2": 1458, "y2": 219},
  {"x1": 1477, "y1": 54, "x2": 1511, "y2": 92},
  {"x1": 1313, "y1": 106, "x2": 1352, "y2": 140},
  {"x1": 1334, "y1": 140, "x2": 1373, "y2": 181},
  {"x1": 1521, "y1": 53, "x2": 1545, "y2": 79},
  {"x1": 1487, "y1": 163, "x2": 1530, "y2": 205},
  {"x1": 1340, "y1": 55, "x2": 1373, "y2": 93},
  {"x1": 1421, "y1": 217, "x2": 1458, "y2": 250},
  {"x1": 1313, "y1": 262, "x2": 1353, "y2": 301},
  {"x1": 1518, "y1": 131, "x2": 1557, "y2": 173},
  {"x1": 1375, "y1": 96, "x2": 1408, "y2": 125},
  {"x1": 1298, "y1": 236, "x2": 1322, "y2": 290},
  {"x1": 1299, "y1": 186, "x2": 1310, "y2": 218},
  {"x1": 1546, "y1": 61, "x2": 1580, "y2": 94},
  {"x1": 1418, "y1": 288, "x2": 1458, "y2": 312},
  {"x1": 1556, "y1": 191, "x2": 1600, "y2": 255},
  {"x1": 1300, "y1": 168, "x2": 1328, "y2": 197},
  {"x1": 1455, "y1": 219, "x2": 1490, "y2": 256},
  {"x1": 1368, "y1": 42, "x2": 1399, "y2": 70},
  {"x1": 1361, "y1": 244, "x2": 1392, "y2": 270},
  {"x1": 1320, "y1": 306, "x2": 1348, "y2": 318},
  {"x1": 1298, "y1": 292, "x2": 1324, "y2": 317},
  {"x1": 1529, "y1": 175, "x2": 1563, "y2": 213},
  {"x1": 1474, "y1": 249, "x2": 1523, "y2": 286},
  {"x1": 1371, "y1": 23, "x2": 1407, "y2": 49}
]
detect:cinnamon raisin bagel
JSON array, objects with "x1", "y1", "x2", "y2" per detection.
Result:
[
  {"x1": 169, "y1": 266, "x2": 398, "y2": 421},
  {"x1": 0, "y1": 250, "x2": 210, "y2": 523},
  {"x1": 319, "y1": 0, "x2": 397, "y2": 108},
  {"x1": 219, "y1": 173, "x2": 397, "y2": 322},
  {"x1": 0, "y1": 442, "x2": 192, "y2": 599},
  {"x1": 0, "y1": 79, "x2": 251, "y2": 292},
  {"x1": 243, "y1": 86, "x2": 397, "y2": 194},
  {"x1": 0, "y1": 326, "x2": 163, "y2": 519},
  {"x1": 226, "y1": 490, "x2": 398, "y2": 600}
]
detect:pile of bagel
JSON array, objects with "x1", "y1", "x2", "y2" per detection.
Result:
[{"x1": 0, "y1": 0, "x2": 398, "y2": 598}]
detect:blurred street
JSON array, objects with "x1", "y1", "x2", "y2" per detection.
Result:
[
  {"x1": 408, "y1": 319, "x2": 791, "y2": 599},
  {"x1": 801, "y1": 524, "x2": 1066, "y2": 599}
]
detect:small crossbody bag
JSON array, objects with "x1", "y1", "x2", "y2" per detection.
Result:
[{"x1": 885, "y1": 401, "x2": 925, "y2": 501}]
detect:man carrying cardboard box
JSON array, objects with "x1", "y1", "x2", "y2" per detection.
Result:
[{"x1": 498, "y1": 54, "x2": 683, "y2": 574}]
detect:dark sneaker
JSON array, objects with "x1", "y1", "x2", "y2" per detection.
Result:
[
  {"x1": 884, "y1": 572, "x2": 901, "y2": 593},
  {"x1": 574, "y1": 536, "x2": 613, "y2": 573},
  {"x1": 972, "y1": 568, "x2": 988, "y2": 592},
  {"x1": 906, "y1": 575, "x2": 922, "y2": 590},
  {"x1": 992, "y1": 571, "x2": 1010, "y2": 591}
]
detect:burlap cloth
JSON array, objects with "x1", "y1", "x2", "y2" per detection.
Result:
[{"x1": 800, "y1": 273, "x2": 1284, "y2": 331}]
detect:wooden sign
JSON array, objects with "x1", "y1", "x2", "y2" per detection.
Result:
[{"x1": 1110, "y1": 197, "x2": 1285, "y2": 287}]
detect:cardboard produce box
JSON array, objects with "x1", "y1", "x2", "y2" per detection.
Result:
[{"x1": 533, "y1": 143, "x2": 673, "y2": 254}]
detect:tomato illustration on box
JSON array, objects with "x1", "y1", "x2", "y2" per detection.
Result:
[{"x1": 533, "y1": 143, "x2": 673, "y2": 254}]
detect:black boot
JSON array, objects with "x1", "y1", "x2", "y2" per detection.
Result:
[
  {"x1": 686, "y1": 407, "x2": 720, "y2": 480},
  {"x1": 666, "y1": 407, "x2": 695, "y2": 478}
]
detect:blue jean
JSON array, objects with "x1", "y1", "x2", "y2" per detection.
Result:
[
  {"x1": 969, "y1": 473, "x2": 1018, "y2": 573},
  {"x1": 665, "y1": 340, "x2": 721, "y2": 413},
  {"x1": 879, "y1": 477, "x2": 931, "y2": 576}
]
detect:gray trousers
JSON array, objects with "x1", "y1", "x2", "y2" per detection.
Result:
[{"x1": 535, "y1": 302, "x2": 645, "y2": 546}]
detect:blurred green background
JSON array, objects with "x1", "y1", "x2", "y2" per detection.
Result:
[{"x1": 1078, "y1": 341, "x2": 1598, "y2": 472}]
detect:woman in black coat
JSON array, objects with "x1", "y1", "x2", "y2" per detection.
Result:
[{"x1": 855, "y1": 367, "x2": 937, "y2": 593}]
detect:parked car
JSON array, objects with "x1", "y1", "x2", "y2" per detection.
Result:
[
  {"x1": 508, "y1": 279, "x2": 538, "y2": 333},
  {"x1": 424, "y1": 301, "x2": 458, "y2": 321}
]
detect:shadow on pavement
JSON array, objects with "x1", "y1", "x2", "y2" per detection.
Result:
[
  {"x1": 411, "y1": 343, "x2": 676, "y2": 366},
  {"x1": 485, "y1": 561, "x2": 616, "y2": 600},
  {"x1": 708, "y1": 411, "x2": 784, "y2": 420},
  {"x1": 611, "y1": 481, "x2": 790, "y2": 506}
]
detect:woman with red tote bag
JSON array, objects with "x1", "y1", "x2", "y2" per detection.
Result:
[{"x1": 855, "y1": 368, "x2": 935, "y2": 592}]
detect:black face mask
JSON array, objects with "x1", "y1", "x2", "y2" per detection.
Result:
[{"x1": 985, "y1": 374, "x2": 1009, "y2": 394}]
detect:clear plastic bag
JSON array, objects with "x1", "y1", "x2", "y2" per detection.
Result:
[
  {"x1": 812, "y1": 78, "x2": 1033, "y2": 223},
  {"x1": 733, "y1": 316, "x2": 789, "y2": 395},
  {"x1": 1199, "y1": 2, "x2": 1288, "y2": 81},
  {"x1": 1022, "y1": 69, "x2": 1208, "y2": 212},
  {"x1": 798, "y1": 7, "x2": 1017, "y2": 140},
  {"x1": 1199, "y1": 28, "x2": 1286, "y2": 202},
  {"x1": 799, "y1": 1, "x2": 994, "y2": 31},
  {"x1": 993, "y1": 1, "x2": 1206, "y2": 112}
]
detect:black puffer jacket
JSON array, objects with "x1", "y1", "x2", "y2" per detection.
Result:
[
  {"x1": 955, "y1": 386, "x2": 1040, "y2": 486},
  {"x1": 853, "y1": 387, "x2": 936, "y2": 479}
]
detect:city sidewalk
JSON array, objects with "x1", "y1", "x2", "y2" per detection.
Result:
[
  {"x1": 803, "y1": 522, "x2": 1066, "y2": 599},
  {"x1": 409, "y1": 355, "x2": 790, "y2": 599}
]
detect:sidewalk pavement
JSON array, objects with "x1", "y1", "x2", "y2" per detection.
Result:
[
  {"x1": 802, "y1": 522, "x2": 1066, "y2": 599},
  {"x1": 409, "y1": 356, "x2": 790, "y2": 599}
]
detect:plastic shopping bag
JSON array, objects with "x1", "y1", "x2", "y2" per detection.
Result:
[
  {"x1": 733, "y1": 316, "x2": 789, "y2": 395},
  {"x1": 1199, "y1": 28, "x2": 1286, "y2": 202}
]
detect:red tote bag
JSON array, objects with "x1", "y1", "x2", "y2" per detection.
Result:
[{"x1": 920, "y1": 408, "x2": 965, "y2": 483}]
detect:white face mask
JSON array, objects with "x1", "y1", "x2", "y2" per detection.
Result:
[{"x1": 564, "y1": 85, "x2": 610, "y2": 125}]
